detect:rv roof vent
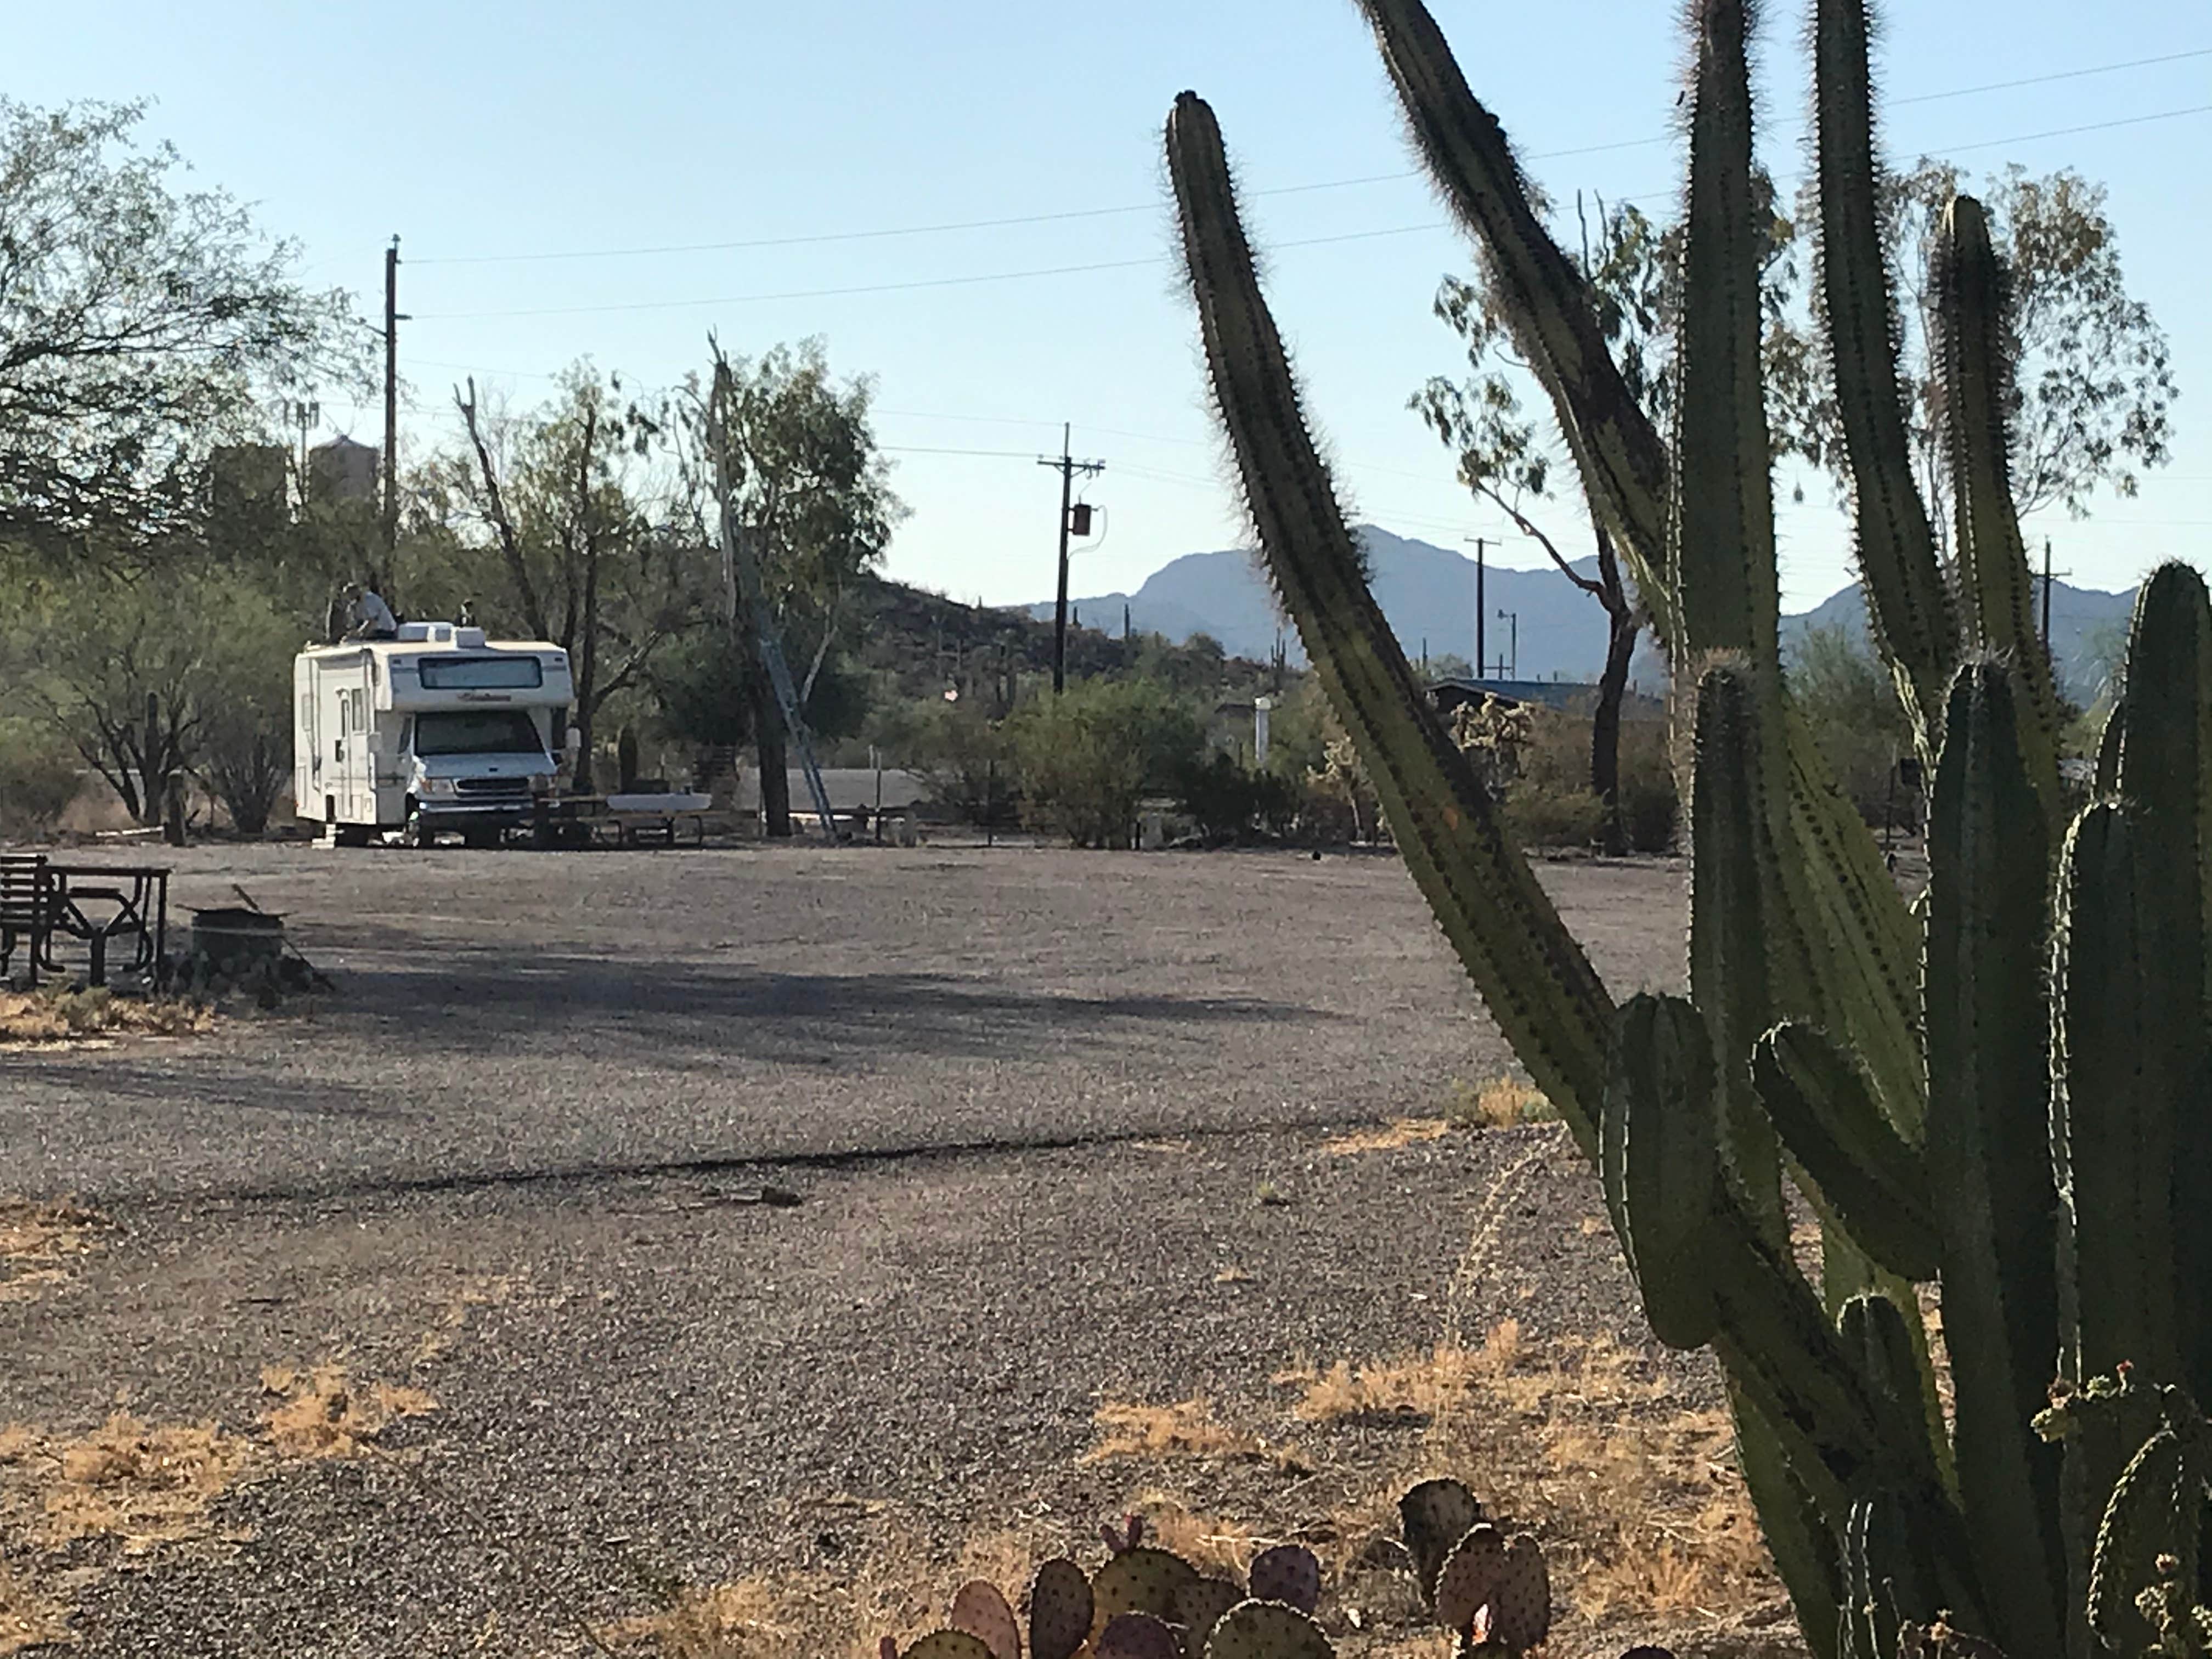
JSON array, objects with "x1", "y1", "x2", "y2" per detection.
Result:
[
  {"x1": 395, "y1": 622, "x2": 436, "y2": 642},
  {"x1": 456, "y1": 627, "x2": 487, "y2": 648}
]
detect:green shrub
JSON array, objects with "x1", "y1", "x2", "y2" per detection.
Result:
[
  {"x1": 1615, "y1": 719, "x2": 1679, "y2": 852},
  {"x1": 0, "y1": 719, "x2": 80, "y2": 837},
  {"x1": 1501, "y1": 782, "x2": 1605, "y2": 849},
  {"x1": 1007, "y1": 678, "x2": 1202, "y2": 848}
]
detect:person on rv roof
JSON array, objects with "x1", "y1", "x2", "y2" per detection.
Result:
[
  {"x1": 341, "y1": 583, "x2": 398, "y2": 641},
  {"x1": 456, "y1": 599, "x2": 478, "y2": 628}
]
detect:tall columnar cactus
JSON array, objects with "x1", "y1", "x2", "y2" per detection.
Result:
[{"x1": 1165, "y1": 2, "x2": 2210, "y2": 1656}]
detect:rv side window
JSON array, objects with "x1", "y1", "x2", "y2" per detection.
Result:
[{"x1": 337, "y1": 696, "x2": 350, "y2": 737}]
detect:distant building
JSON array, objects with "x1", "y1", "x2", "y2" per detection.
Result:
[{"x1": 309, "y1": 436, "x2": 380, "y2": 504}]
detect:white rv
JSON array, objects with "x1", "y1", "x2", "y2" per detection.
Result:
[{"x1": 294, "y1": 623, "x2": 573, "y2": 846}]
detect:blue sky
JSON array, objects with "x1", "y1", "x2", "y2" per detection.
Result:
[{"x1": 15, "y1": 2, "x2": 2210, "y2": 615}]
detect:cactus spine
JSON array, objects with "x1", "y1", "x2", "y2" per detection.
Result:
[{"x1": 1164, "y1": 0, "x2": 2210, "y2": 1654}]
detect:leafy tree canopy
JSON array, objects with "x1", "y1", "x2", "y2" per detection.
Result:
[{"x1": 0, "y1": 99, "x2": 366, "y2": 555}]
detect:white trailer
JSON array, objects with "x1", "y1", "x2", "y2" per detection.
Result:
[{"x1": 294, "y1": 623, "x2": 573, "y2": 847}]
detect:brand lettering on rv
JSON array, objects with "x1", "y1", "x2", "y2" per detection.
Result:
[{"x1": 457, "y1": 692, "x2": 514, "y2": 703}]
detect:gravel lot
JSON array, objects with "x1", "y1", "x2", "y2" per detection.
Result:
[{"x1": 1, "y1": 840, "x2": 1691, "y2": 1657}]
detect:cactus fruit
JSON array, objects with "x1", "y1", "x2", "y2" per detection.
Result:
[
  {"x1": 1103, "y1": 1514, "x2": 1148, "y2": 1557},
  {"x1": 950, "y1": 1581, "x2": 1022, "y2": 1659},
  {"x1": 1164, "y1": 0, "x2": 2211, "y2": 1654},
  {"x1": 1173, "y1": 1578, "x2": 1245, "y2": 1659},
  {"x1": 1093, "y1": 1548, "x2": 1203, "y2": 1621},
  {"x1": 1203, "y1": 1602, "x2": 1334, "y2": 1659},
  {"x1": 1098, "y1": 1613, "x2": 1183, "y2": 1659},
  {"x1": 1245, "y1": 1545, "x2": 1321, "y2": 1616},
  {"x1": 1028, "y1": 1559, "x2": 1094, "y2": 1659}
]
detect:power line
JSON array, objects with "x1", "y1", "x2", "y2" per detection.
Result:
[
  {"x1": 880, "y1": 443, "x2": 1042, "y2": 459},
  {"x1": 405, "y1": 45, "x2": 2211, "y2": 268},
  {"x1": 412, "y1": 223, "x2": 1441, "y2": 321},
  {"x1": 411, "y1": 100, "x2": 2211, "y2": 324}
]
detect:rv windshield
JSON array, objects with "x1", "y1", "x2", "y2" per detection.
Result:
[{"x1": 413, "y1": 710, "x2": 546, "y2": 758}]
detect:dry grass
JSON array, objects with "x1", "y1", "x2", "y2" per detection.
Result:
[
  {"x1": 0, "y1": 1199, "x2": 108, "y2": 1304},
  {"x1": 2, "y1": 1414, "x2": 253, "y2": 1554},
  {"x1": 1442, "y1": 1076, "x2": 1556, "y2": 1130},
  {"x1": 1389, "y1": 1329, "x2": 1771, "y2": 1637},
  {"x1": 259, "y1": 1364, "x2": 438, "y2": 1459},
  {"x1": 1320, "y1": 1119, "x2": 1453, "y2": 1157},
  {"x1": 0, "y1": 988, "x2": 212, "y2": 1048},
  {"x1": 1085, "y1": 1396, "x2": 1276, "y2": 1465},
  {"x1": 595, "y1": 1579, "x2": 790, "y2": 1657},
  {"x1": 0, "y1": 1359, "x2": 444, "y2": 1649},
  {"x1": 0, "y1": 1554, "x2": 74, "y2": 1657},
  {"x1": 1277, "y1": 1321, "x2": 1523, "y2": 1424}
]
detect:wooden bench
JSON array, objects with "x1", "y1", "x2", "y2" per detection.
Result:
[{"x1": 0, "y1": 854, "x2": 58, "y2": 988}]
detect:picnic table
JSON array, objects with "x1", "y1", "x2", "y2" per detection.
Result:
[{"x1": 0, "y1": 855, "x2": 170, "y2": 988}]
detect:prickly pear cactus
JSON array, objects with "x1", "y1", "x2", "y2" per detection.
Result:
[
  {"x1": 902, "y1": 1633, "x2": 997, "y2": 1659},
  {"x1": 1173, "y1": 1578, "x2": 1246, "y2": 1659},
  {"x1": 1245, "y1": 1545, "x2": 1321, "y2": 1616},
  {"x1": 1028, "y1": 1559, "x2": 1094, "y2": 1659},
  {"x1": 949, "y1": 1580, "x2": 1022, "y2": 1659},
  {"x1": 1092, "y1": 1547, "x2": 1202, "y2": 1621},
  {"x1": 1165, "y1": 0, "x2": 2212, "y2": 1655},
  {"x1": 1203, "y1": 1601, "x2": 1335, "y2": 1659},
  {"x1": 1097, "y1": 1612, "x2": 1183, "y2": 1659},
  {"x1": 1398, "y1": 1478, "x2": 1487, "y2": 1605}
]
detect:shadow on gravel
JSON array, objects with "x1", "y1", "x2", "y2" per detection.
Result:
[
  {"x1": 327, "y1": 953, "x2": 1322, "y2": 1062},
  {"x1": 4, "y1": 1059, "x2": 410, "y2": 1121}
]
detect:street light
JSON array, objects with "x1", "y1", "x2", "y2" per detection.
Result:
[{"x1": 1496, "y1": 609, "x2": 1519, "y2": 679}]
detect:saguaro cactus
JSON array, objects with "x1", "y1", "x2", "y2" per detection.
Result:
[{"x1": 1165, "y1": 2, "x2": 2210, "y2": 1655}]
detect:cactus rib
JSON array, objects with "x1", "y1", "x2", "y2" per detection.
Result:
[
  {"x1": 1690, "y1": 667, "x2": 1791, "y2": 1234},
  {"x1": 1165, "y1": 89, "x2": 1615, "y2": 1153},
  {"x1": 1810, "y1": 0, "x2": 1955, "y2": 735},
  {"x1": 1923, "y1": 659, "x2": 2064, "y2": 1658},
  {"x1": 2106, "y1": 564, "x2": 2212, "y2": 1410},
  {"x1": 1752, "y1": 1024, "x2": 1938, "y2": 1282},
  {"x1": 2055, "y1": 803, "x2": 2183, "y2": 1387},
  {"x1": 1932, "y1": 199, "x2": 2063, "y2": 816},
  {"x1": 1672, "y1": 0, "x2": 1780, "y2": 668},
  {"x1": 1353, "y1": 0, "x2": 1675, "y2": 645}
]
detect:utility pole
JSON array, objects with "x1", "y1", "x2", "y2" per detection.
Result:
[
  {"x1": 287, "y1": 398, "x2": 319, "y2": 511},
  {"x1": 1466, "y1": 535, "x2": 1489, "y2": 681},
  {"x1": 2040, "y1": 537, "x2": 2073, "y2": 647},
  {"x1": 1039, "y1": 423, "x2": 1105, "y2": 693},
  {"x1": 708, "y1": 355, "x2": 840, "y2": 840},
  {"x1": 381, "y1": 236, "x2": 404, "y2": 561}
]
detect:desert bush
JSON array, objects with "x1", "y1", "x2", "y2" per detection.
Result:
[
  {"x1": 1008, "y1": 678, "x2": 1202, "y2": 848},
  {"x1": 1787, "y1": 623, "x2": 1911, "y2": 826},
  {"x1": 1488, "y1": 709, "x2": 1675, "y2": 853},
  {"x1": 882, "y1": 696, "x2": 1014, "y2": 824},
  {"x1": 1175, "y1": 749, "x2": 1299, "y2": 842}
]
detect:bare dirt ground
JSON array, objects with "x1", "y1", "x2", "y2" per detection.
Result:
[{"x1": 0, "y1": 840, "x2": 1773, "y2": 1658}]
